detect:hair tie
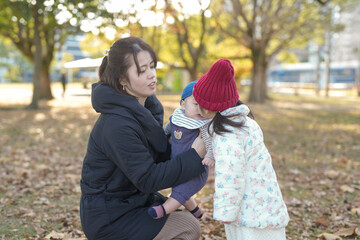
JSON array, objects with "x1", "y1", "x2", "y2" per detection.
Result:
[{"x1": 103, "y1": 49, "x2": 110, "y2": 56}]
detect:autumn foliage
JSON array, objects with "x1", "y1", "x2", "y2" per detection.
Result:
[{"x1": 0, "y1": 89, "x2": 359, "y2": 239}]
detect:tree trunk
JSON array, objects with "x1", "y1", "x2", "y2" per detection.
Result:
[
  {"x1": 249, "y1": 65, "x2": 262, "y2": 103},
  {"x1": 40, "y1": 66, "x2": 53, "y2": 100},
  {"x1": 315, "y1": 45, "x2": 322, "y2": 96},
  {"x1": 324, "y1": 7, "x2": 332, "y2": 98},
  {"x1": 27, "y1": 3, "x2": 42, "y2": 109},
  {"x1": 190, "y1": 69, "x2": 197, "y2": 82},
  {"x1": 324, "y1": 30, "x2": 331, "y2": 97},
  {"x1": 249, "y1": 48, "x2": 267, "y2": 103},
  {"x1": 261, "y1": 60, "x2": 268, "y2": 100},
  {"x1": 356, "y1": 57, "x2": 360, "y2": 97}
]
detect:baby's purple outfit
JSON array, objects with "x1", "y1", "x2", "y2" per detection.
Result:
[{"x1": 164, "y1": 108, "x2": 212, "y2": 205}]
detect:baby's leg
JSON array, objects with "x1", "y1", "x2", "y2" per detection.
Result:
[
  {"x1": 148, "y1": 197, "x2": 181, "y2": 219},
  {"x1": 184, "y1": 197, "x2": 203, "y2": 219},
  {"x1": 184, "y1": 197, "x2": 197, "y2": 211},
  {"x1": 163, "y1": 197, "x2": 182, "y2": 214},
  {"x1": 149, "y1": 168, "x2": 210, "y2": 219}
]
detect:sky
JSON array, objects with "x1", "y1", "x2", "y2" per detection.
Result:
[{"x1": 78, "y1": 0, "x2": 211, "y2": 40}]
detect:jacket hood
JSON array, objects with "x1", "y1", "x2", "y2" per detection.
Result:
[
  {"x1": 92, "y1": 82, "x2": 137, "y2": 115},
  {"x1": 91, "y1": 82, "x2": 167, "y2": 152},
  {"x1": 220, "y1": 104, "x2": 250, "y2": 117}
]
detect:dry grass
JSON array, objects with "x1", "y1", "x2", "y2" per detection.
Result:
[{"x1": 0, "y1": 84, "x2": 359, "y2": 239}]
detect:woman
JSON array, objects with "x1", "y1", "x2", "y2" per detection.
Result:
[{"x1": 80, "y1": 37, "x2": 206, "y2": 240}]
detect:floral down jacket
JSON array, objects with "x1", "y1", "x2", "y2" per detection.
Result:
[{"x1": 212, "y1": 104, "x2": 289, "y2": 228}]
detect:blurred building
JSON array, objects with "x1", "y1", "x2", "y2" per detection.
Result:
[
  {"x1": 332, "y1": 5, "x2": 360, "y2": 62},
  {"x1": 56, "y1": 34, "x2": 88, "y2": 63},
  {"x1": 0, "y1": 65, "x2": 6, "y2": 83},
  {"x1": 268, "y1": 4, "x2": 360, "y2": 90},
  {"x1": 52, "y1": 33, "x2": 97, "y2": 82}
]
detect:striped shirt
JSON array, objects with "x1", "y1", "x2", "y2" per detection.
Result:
[{"x1": 164, "y1": 108, "x2": 213, "y2": 160}]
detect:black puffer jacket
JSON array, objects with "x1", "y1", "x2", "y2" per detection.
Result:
[{"x1": 80, "y1": 82, "x2": 205, "y2": 240}]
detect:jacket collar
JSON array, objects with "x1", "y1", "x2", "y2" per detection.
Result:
[{"x1": 91, "y1": 82, "x2": 167, "y2": 152}]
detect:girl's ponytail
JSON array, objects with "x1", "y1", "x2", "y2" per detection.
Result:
[{"x1": 99, "y1": 56, "x2": 108, "y2": 80}]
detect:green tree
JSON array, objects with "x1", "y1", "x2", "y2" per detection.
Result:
[
  {"x1": 211, "y1": 0, "x2": 325, "y2": 103},
  {"x1": 204, "y1": 31, "x2": 252, "y2": 88},
  {"x1": 79, "y1": 1, "x2": 164, "y2": 58},
  {"x1": 80, "y1": 34, "x2": 113, "y2": 59},
  {"x1": 93, "y1": 0, "x2": 217, "y2": 84},
  {"x1": 158, "y1": 0, "x2": 211, "y2": 82},
  {"x1": 0, "y1": 37, "x2": 32, "y2": 82},
  {"x1": 0, "y1": 0, "x2": 103, "y2": 108}
]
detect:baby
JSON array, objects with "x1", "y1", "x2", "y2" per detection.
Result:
[{"x1": 148, "y1": 80, "x2": 214, "y2": 219}]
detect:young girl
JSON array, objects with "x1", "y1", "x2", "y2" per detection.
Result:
[{"x1": 192, "y1": 59, "x2": 289, "y2": 239}]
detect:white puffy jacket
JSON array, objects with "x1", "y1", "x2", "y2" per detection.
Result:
[{"x1": 212, "y1": 104, "x2": 289, "y2": 228}]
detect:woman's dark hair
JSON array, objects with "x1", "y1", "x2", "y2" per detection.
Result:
[
  {"x1": 98, "y1": 36, "x2": 157, "y2": 95},
  {"x1": 208, "y1": 100, "x2": 254, "y2": 136}
]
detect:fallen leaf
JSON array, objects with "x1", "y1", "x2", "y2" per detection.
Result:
[
  {"x1": 44, "y1": 230, "x2": 64, "y2": 240},
  {"x1": 18, "y1": 207, "x2": 36, "y2": 219},
  {"x1": 33, "y1": 197, "x2": 51, "y2": 205},
  {"x1": 317, "y1": 232, "x2": 342, "y2": 240},
  {"x1": 286, "y1": 197, "x2": 302, "y2": 206},
  {"x1": 315, "y1": 217, "x2": 330, "y2": 226},
  {"x1": 324, "y1": 170, "x2": 339, "y2": 178},
  {"x1": 32, "y1": 224, "x2": 45, "y2": 235},
  {"x1": 351, "y1": 208, "x2": 360, "y2": 216},
  {"x1": 340, "y1": 185, "x2": 354, "y2": 193},
  {"x1": 334, "y1": 227, "x2": 358, "y2": 237}
]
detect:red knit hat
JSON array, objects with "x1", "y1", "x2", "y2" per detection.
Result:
[{"x1": 193, "y1": 59, "x2": 239, "y2": 111}]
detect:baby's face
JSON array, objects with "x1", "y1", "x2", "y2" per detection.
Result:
[{"x1": 181, "y1": 95, "x2": 208, "y2": 120}]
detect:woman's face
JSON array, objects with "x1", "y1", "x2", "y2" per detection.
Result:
[
  {"x1": 121, "y1": 50, "x2": 157, "y2": 105},
  {"x1": 181, "y1": 95, "x2": 207, "y2": 120}
]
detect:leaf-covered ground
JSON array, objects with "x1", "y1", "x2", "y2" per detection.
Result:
[{"x1": 0, "y1": 85, "x2": 359, "y2": 239}]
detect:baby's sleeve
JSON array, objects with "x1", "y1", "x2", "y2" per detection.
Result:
[
  {"x1": 200, "y1": 124, "x2": 214, "y2": 160},
  {"x1": 163, "y1": 121, "x2": 171, "y2": 135}
]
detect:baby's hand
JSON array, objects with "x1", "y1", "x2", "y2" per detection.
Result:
[
  {"x1": 221, "y1": 221, "x2": 232, "y2": 225},
  {"x1": 202, "y1": 157, "x2": 215, "y2": 167}
]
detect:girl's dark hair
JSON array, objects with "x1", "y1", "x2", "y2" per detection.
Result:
[
  {"x1": 208, "y1": 100, "x2": 254, "y2": 136},
  {"x1": 98, "y1": 36, "x2": 157, "y2": 95}
]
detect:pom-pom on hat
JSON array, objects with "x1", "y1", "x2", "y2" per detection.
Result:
[
  {"x1": 193, "y1": 59, "x2": 239, "y2": 112},
  {"x1": 180, "y1": 80, "x2": 198, "y2": 103}
]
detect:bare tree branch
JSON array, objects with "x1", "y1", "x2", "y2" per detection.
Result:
[
  {"x1": 230, "y1": 0, "x2": 253, "y2": 42},
  {"x1": 216, "y1": 18, "x2": 250, "y2": 48},
  {"x1": 316, "y1": 0, "x2": 331, "y2": 6}
]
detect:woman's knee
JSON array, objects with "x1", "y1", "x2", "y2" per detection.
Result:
[
  {"x1": 153, "y1": 210, "x2": 201, "y2": 240},
  {"x1": 185, "y1": 215, "x2": 201, "y2": 239},
  {"x1": 174, "y1": 210, "x2": 201, "y2": 239}
]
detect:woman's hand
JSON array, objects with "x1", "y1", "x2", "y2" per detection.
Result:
[{"x1": 191, "y1": 133, "x2": 206, "y2": 159}]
